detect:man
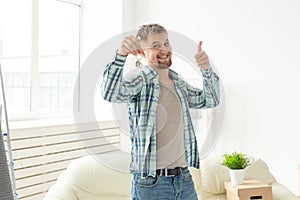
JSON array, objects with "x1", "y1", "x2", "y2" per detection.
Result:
[{"x1": 101, "y1": 24, "x2": 220, "y2": 200}]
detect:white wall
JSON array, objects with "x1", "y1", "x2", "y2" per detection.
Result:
[
  {"x1": 122, "y1": 0, "x2": 300, "y2": 195},
  {"x1": 80, "y1": 0, "x2": 123, "y2": 122},
  {"x1": 81, "y1": 0, "x2": 122, "y2": 59}
]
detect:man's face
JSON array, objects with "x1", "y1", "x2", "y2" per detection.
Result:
[{"x1": 141, "y1": 32, "x2": 172, "y2": 68}]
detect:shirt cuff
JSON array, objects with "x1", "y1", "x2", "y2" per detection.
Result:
[
  {"x1": 112, "y1": 50, "x2": 127, "y2": 67},
  {"x1": 115, "y1": 53, "x2": 127, "y2": 62},
  {"x1": 200, "y1": 67, "x2": 213, "y2": 78}
]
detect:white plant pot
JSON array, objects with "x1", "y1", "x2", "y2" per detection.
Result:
[{"x1": 229, "y1": 169, "x2": 245, "y2": 185}]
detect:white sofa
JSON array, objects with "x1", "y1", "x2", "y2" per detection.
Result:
[
  {"x1": 190, "y1": 155, "x2": 299, "y2": 200},
  {"x1": 43, "y1": 152, "x2": 299, "y2": 200}
]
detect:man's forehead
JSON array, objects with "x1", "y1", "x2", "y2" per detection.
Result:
[{"x1": 146, "y1": 32, "x2": 169, "y2": 43}]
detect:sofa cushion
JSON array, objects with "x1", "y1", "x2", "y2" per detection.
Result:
[
  {"x1": 70, "y1": 186, "x2": 131, "y2": 200},
  {"x1": 206, "y1": 194, "x2": 226, "y2": 200},
  {"x1": 199, "y1": 155, "x2": 230, "y2": 194},
  {"x1": 271, "y1": 183, "x2": 300, "y2": 200},
  {"x1": 43, "y1": 182, "x2": 79, "y2": 200},
  {"x1": 60, "y1": 154, "x2": 132, "y2": 197},
  {"x1": 198, "y1": 156, "x2": 276, "y2": 195},
  {"x1": 244, "y1": 159, "x2": 276, "y2": 185}
]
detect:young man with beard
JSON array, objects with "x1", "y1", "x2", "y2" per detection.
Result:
[{"x1": 101, "y1": 24, "x2": 220, "y2": 200}]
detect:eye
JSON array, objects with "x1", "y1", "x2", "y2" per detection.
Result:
[
  {"x1": 164, "y1": 41, "x2": 169, "y2": 47},
  {"x1": 153, "y1": 44, "x2": 161, "y2": 49}
]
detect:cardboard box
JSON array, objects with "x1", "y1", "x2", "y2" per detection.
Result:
[{"x1": 224, "y1": 180, "x2": 272, "y2": 200}]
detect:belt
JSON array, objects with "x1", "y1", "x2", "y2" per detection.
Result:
[{"x1": 156, "y1": 167, "x2": 187, "y2": 177}]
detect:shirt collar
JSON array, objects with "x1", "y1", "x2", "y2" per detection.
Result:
[
  {"x1": 142, "y1": 65, "x2": 179, "y2": 81},
  {"x1": 169, "y1": 69, "x2": 179, "y2": 81},
  {"x1": 142, "y1": 65, "x2": 158, "y2": 80}
]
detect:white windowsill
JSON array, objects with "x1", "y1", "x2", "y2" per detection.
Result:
[{"x1": 6, "y1": 117, "x2": 77, "y2": 130}]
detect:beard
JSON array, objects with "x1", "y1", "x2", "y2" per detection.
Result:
[
  {"x1": 146, "y1": 52, "x2": 173, "y2": 69},
  {"x1": 156, "y1": 56, "x2": 172, "y2": 69}
]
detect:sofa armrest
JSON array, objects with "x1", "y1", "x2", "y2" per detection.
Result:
[
  {"x1": 43, "y1": 183, "x2": 78, "y2": 200},
  {"x1": 271, "y1": 182, "x2": 300, "y2": 200}
]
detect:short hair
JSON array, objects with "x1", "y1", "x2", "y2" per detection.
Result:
[{"x1": 136, "y1": 23, "x2": 167, "y2": 41}]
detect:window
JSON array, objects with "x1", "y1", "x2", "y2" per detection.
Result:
[
  {"x1": 0, "y1": 0, "x2": 81, "y2": 120},
  {"x1": 38, "y1": 0, "x2": 80, "y2": 113},
  {"x1": 0, "y1": 0, "x2": 32, "y2": 114}
]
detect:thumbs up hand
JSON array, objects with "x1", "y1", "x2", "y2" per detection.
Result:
[{"x1": 194, "y1": 41, "x2": 210, "y2": 70}]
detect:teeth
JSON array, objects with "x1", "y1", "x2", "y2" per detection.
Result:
[{"x1": 158, "y1": 55, "x2": 168, "y2": 59}]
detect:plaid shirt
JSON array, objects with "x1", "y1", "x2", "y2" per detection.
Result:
[{"x1": 101, "y1": 53, "x2": 220, "y2": 177}]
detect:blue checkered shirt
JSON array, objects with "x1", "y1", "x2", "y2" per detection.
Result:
[{"x1": 101, "y1": 53, "x2": 220, "y2": 177}]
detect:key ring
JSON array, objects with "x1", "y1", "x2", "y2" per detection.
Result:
[{"x1": 135, "y1": 54, "x2": 143, "y2": 68}]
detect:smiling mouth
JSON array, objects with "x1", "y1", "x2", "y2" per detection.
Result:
[
  {"x1": 157, "y1": 54, "x2": 169, "y2": 60},
  {"x1": 156, "y1": 53, "x2": 172, "y2": 67}
]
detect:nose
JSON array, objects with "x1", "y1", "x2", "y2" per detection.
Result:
[{"x1": 159, "y1": 45, "x2": 171, "y2": 53}]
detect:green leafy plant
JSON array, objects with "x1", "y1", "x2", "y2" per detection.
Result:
[{"x1": 221, "y1": 151, "x2": 250, "y2": 170}]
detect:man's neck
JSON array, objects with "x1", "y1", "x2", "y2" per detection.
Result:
[{"x1": 150, "y1": 64, "x2": 173, "y2": 85}]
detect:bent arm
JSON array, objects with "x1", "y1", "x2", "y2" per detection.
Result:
[
  {"x1": 101, "y1": 54, "x2": 143, "y2": 103},
  {"x1": 188, "y1": 67, "x2": 220, "y2": 109}
]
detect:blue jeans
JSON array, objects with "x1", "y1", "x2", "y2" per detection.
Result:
[{"x1": 131, "y1": 168, "x2": 198, "y2": 200}]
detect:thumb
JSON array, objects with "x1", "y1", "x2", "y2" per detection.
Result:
[{"x1": 198, "y1": 41, "x2": 203, "y2": 52}]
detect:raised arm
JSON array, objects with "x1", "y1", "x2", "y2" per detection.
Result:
[
  {"x1": 186, "y1": 67, "x2": 220, "y2": 109},
  {"x1": 187, "y1": 41, "x2": 220, "y2": 108},
  {"x1": 101, "y1": 54, "x2": 143, "y2": 103},
  {"x1": 101, "y1": 35, "x2": 143, "y2": 103}
]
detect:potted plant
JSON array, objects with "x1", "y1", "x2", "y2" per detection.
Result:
[{"x1": 221, "y1": 151, "x2": 250, "y2": 185}]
